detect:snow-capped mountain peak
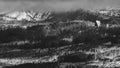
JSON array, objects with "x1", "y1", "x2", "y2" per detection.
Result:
[
  {"x1": 2, "y1": 10, "x2": 51, "y2": 21},
  {"x1": 96, "y1": 8, "x2": 120, "y2": 17}
]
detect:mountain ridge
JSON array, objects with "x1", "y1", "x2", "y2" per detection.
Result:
[{"x1": 0, "y1": 10, "x2": 51, "y2": 22}]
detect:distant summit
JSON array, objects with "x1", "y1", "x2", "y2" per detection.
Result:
[
  {"x1": 1, "y1": 10, "x2": 51, "y2": 22},
  {"x1": 96, "y1": 8, "x2": 120, "y2": 17}
]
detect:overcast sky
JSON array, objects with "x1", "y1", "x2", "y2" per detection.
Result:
[{"x1": 0, "y1": 0, "x2": 120, "y2": 12}]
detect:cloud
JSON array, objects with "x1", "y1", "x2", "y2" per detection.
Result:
[
  {"x1": 0, "y1": 0, "x2": 79, "y2": 1},
  {"x1": 0, "y1": 0, "x2": 120, "y2": 12}
]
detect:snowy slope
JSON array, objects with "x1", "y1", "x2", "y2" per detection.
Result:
[{"x1": 2, "y1": 10, "x2": 51, "y2": 22}]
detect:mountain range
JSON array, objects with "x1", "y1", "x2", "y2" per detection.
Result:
[
  {"x1": 0, "y1": 8, "x2": 120, "y2": 23},
  {"x1": 0, "y1": 10, "x2": 51, "y2": 22}
]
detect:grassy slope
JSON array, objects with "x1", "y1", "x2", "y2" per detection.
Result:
[{"x1": 1, "y1": 9, "x2": 120, "y2": 68}]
